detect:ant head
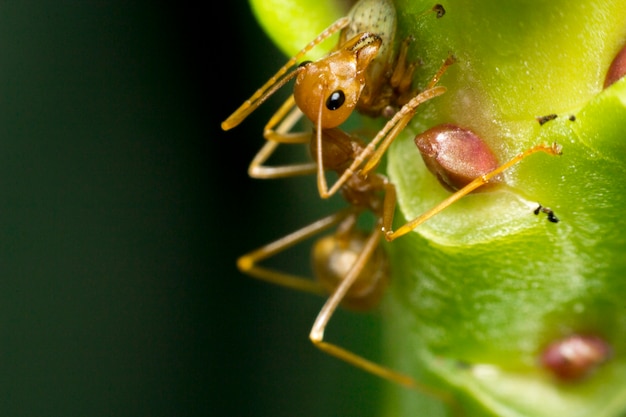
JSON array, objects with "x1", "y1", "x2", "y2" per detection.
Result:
[{"x1": 294, "y1": 33, "x2": 382, "y2": 129}]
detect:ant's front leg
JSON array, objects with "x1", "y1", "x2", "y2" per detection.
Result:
[
  {"x1": 385, "y1": 141, "x2": 563, "y2": 242},
  {"x1": 389, "y1": 36, "x2": 419, "y2": 107},
  {"x1": 359, "y1": 55, "x2": 456, "y2": 177},
  {"x1": 325, "y1": 85, "x2": 447, "y2": 197},
  {"x1": 248, "y1": 94, "x2": 318, "y2": 179},
  {"x1": 237, "y1": 209, "x2": 354, "y2": 294}
]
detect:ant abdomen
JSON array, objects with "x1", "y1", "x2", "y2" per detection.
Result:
[
  {"x1": 341, "y1": 0, "x2": 397, "y2": 93},
  {"x1": 312, "y1": 232, "x2": 389, "y2": 311},
  {"x1": 415, "y1": 124, "x2": 501, "y2": 192}
]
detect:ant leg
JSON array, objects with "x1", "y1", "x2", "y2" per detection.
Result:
[
  {"x1": 381, "y1": 178, "x2": 398, "y2": 236},
  {"x1": 317, "y1": 86, "x2": 446, "y2": 199},
  {"x1": 358, "y1": 55, "x2": 457, "y2": 176},
  {"x1": 352, "y1": 55, "x2": 455, "y2": 178},
  {"x1": 390, "y1": 37, "x2": 418, "y2": 99},
  {"x1": 237, "y1": 209, "x2": 354, "y2": 295},
  {"x1": 308, "y1": 224, "x2": 458, "y2": 406},
  {"x1": 391, "y1": 6, "x2": 451, "y2": 101},
  {"x1": 248, "y1": 94, "x2": 318, "y2": 178},
  {"x1": 426, "y1": 54, "x2": 457, "y2": 90},
  {"x1": 262, "y1": 95, "x2": 309, "y2": 144},
  {"x1": 248, "y1": 141, "x2": 316, "y2": 179},
  {"x1": 361, "y1": 86, "x2": 447, "y2": 176},
  {"x1": 384, "y1": 142, "x2": 563, "y2": 242},
  {"x1": 318, "y1": 56, "x2": 455, "y2": 197},
  {"x1": 221, "y1": 16, "x2": 350, "y2": 130},
  {"x1": 309, "y1": 226, "x2": 412, "y2": 384}
]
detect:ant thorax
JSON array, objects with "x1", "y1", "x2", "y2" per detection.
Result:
[{"x1": 342, "y1": 0, "x2": 397, "y2": 53}]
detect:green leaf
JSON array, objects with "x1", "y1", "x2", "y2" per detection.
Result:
[{"x1": 245, "y1": 0, "x2": 626, "y2": 415}]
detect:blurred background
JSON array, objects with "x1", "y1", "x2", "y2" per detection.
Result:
[{"x1": 0, "y1": 2, "x2": 383, "y2": 416}]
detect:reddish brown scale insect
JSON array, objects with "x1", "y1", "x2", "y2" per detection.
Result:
[
  {"x1": 415, "y1": 124, "x2": 501, "y2": 193},
  {"x1": 541, "y1": 334, "x2": 612, "y2": 381},
  {"x1": 383, "y1": 124, "x2": 562, "y2": 241},
  {"x1": 604, "y1": 42, "x2": 626, "y2": 88}
]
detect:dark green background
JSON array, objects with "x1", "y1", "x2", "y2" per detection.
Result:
[{"x1": 0, "y1": 2, "x2": 382, "y2": 416}]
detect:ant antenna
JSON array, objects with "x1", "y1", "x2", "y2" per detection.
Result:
[{"x1": 221, "y1": 16, "x2": 351, "y2": 130}]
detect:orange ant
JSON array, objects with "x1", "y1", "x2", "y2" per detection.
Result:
[
  {"x1": 224, "y1": 0, "x2": 563, "y2": 411},
  {"x1": 235, "y1": 96, "x2": 459, "y2": 408},
  {"x1": 221, "y1": 0, "x2": 449, "y2": 199},
  {"x1": 225, "y1": 0, "x2": 459, "y2": 405}
]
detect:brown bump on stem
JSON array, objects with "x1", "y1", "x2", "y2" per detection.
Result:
[
  {"x1": 604, "y1": 43, "x2": 626, "y2": 88},
  {"x1": 414, "y1": 124, "x2": 500, "y2": 192},
  {"x1": 541, "y1": 334, "x2": 612, "y2": 381}
]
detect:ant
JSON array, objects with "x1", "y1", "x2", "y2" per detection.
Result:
[
  {"x1": 224, "y1": 0, "x2": 563, "y2": 410},
  {"x1": 235, "y1": 99, "x2": 459, "y2": 408},
  {"x1": 221, "y1": 0, "x2": 449, "y2": 199},
  {"x1": 226, "y1": 0, "x2": 459, "y2": 406}
]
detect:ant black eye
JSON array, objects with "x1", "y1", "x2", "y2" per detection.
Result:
[{"x1": 326, "y1": 90, "x2": 345, "y2": 110}]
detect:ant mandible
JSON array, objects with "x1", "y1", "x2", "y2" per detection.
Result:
[{"x1": 221, "y1": 0, "x2": 449, "y2": 199}]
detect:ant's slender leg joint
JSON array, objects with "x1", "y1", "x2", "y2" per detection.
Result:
[{"x1": 385, "y1": 142, "x2": 563, "y2": 242}]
